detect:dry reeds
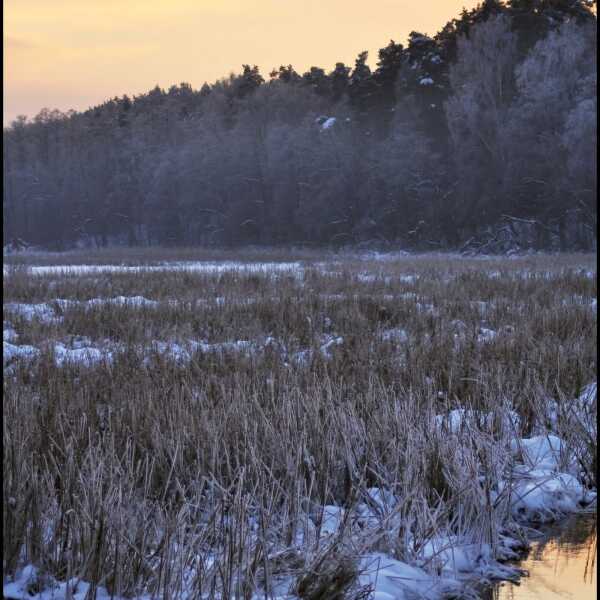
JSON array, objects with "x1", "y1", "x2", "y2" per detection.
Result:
[{"x1": 3, "y1": 251, "x2": 596, "y2": 598}]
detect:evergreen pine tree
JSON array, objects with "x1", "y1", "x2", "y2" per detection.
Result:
[
  {"x1": 329, "y1": 62, "x2": 351, "y2": 102},
  {"x1": 373, "y1": 40, "x2": 404, "y2": 108},
  {"x1": 234, "y1": 65, "x2": 264, "y2": 99},
  {"x1": 348, "y1": 52, "x2": 375, "y2": 113},
  {"x1": 302, "y1": 67, "x2": 331, "y2": 97}
]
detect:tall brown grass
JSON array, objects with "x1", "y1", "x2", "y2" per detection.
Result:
[{"x1": 3, "y1": 251, "x2": 596, "y2": 598}]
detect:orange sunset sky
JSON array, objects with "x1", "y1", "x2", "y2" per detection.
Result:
[{"x1": 4, "y1": 1, "x2": 479, "y2": 125}]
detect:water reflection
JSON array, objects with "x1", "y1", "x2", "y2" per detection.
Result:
[{"x1": 486, "y1": 511, "x2": 596, "y2": 600}]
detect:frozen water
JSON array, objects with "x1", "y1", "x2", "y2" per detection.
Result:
[{"x1": 5, "y1": 261, "x2": 303, "y2": 277}]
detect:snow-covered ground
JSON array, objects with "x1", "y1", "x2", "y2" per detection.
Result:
[
  {"x1": 4, "y1": 261, "x2": 303, "y2": 277},
  {"x1": 3, "y1": 384, "x2": 595, "y2": 599},
  {"x1": 3, "y1": 258, "x2": 595, "y2": 599},
  {"x1": 2, "y1": 325, "x2": 349, "y2": 370}
]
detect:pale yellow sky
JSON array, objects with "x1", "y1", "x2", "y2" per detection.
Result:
[{"x1": 3, "y1": 1, "x2": 477, "y2": 125}]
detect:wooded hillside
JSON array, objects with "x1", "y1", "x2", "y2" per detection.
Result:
[{"x1": 3, "y1": 1, "x2": 596, "y2": 252}]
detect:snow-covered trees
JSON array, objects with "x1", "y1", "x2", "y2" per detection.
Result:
[
  {"x1": 3, "y1": 2, "x2": 596, "y2": 250},
  {"x1": 506, "y1": 22, "x2": 597, "y2": 248},
  {"x1": 444, "y1": 15, "x2": 519, "y2": 232},
  {"x1": 442, "y1": 13, "x2": 596, "y2": 249}
]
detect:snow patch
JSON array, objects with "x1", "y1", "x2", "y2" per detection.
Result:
[
  {"x1": 434, "y1": 408, "x2": 521, "y2": 436},
  {"x1": 3, "y1": 564, "x2": 119, "y2": 600},
  {"x1": 360, "y1": 553, "x2": 463, "y2": 600},
  {"x1": 3, "y1": 326, "x2": 18, "y2": 343},
  {"x1": 380, "y1": 328, "x2": 409, "y2": 343},
  {"x1": 319, "y1": 335, "x2": 344, "y2": 359},
  {"x1": 320, "y1": 117, "x2": 336, "y2": 130},
  {"x1": 4, "y1": 302, "x2": 61, "y2": 324},
  {"x1": 315, "y1": 505, "x2": 345, "y2": 536},
  {"x1": 399, "y1": 274, "x2": 417, "y2": 283},
  {"x1": 3, "y1": 341, "x2": 41, "y2": 365},
  {"x1": 86, "y1": 295, "x2": 159, "y2": 308},
  {"x1": 508, "y1": 471, "x2": 586, "y2": 523},
  {"x1": 53, "y1": 343, "x2": 109, "y2": 367},
  {"x1": 510, "y1": 434, "x2": 565, "y2": 471},
  {"x1": 477, "y1": 327, "x2": 497, "y2": 343}
]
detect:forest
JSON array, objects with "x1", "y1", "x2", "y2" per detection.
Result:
[{"x1": 3, "y1": 0, "x2": 597, "y2": 252}]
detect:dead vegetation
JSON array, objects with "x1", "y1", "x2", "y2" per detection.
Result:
[{"x1": 3, "y1": 251, "x2": 596, "y2": 598}]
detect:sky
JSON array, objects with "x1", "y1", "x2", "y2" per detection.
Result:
[{"x1": 4, "y1": 1, "x2": 478, "y2": 125}]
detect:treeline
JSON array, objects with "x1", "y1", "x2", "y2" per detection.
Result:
[{"x1": 3, "y1": 0, "x2": 597, "y2": 252}]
